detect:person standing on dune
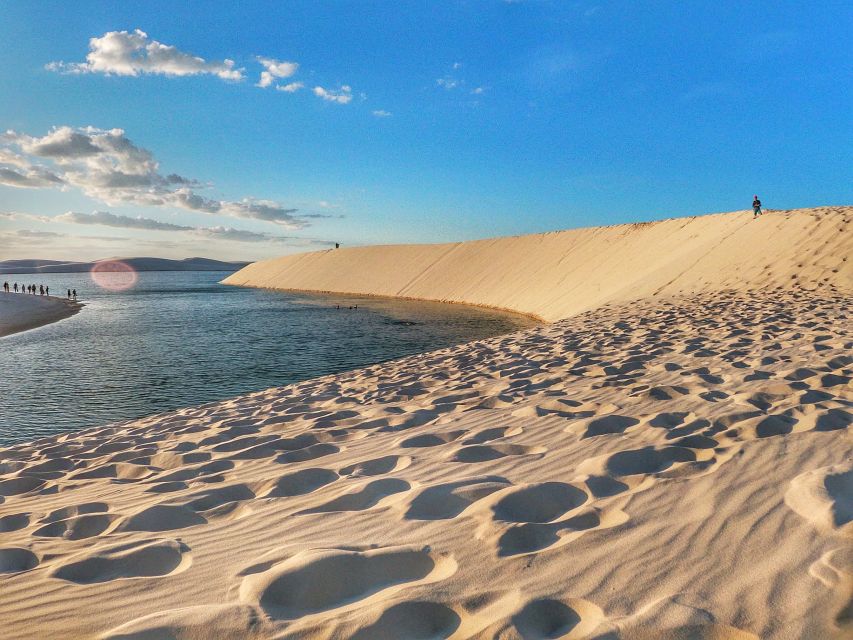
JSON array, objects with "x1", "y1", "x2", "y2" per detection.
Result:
[{"x1": 753, "y1": 195, "x2": 762, "y2": 218}]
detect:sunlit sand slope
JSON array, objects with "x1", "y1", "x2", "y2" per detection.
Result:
[{"x1": 223, "y1": 206, "x2": 851, "y2": 321}]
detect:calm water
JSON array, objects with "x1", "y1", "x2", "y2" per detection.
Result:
[{"x1": 0, "y1": 271, "x2": 535, "y2": 445}]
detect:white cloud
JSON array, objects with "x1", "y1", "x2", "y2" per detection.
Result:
[
  {"x1": 313, "y1": 85, "x2": 353, "y2": 104},
  {"x1": 276, "y1": 81, "x2": 304, "y2": 93},
  {"x1": 470, "y1": 86, "x2": 486, "y2": 95},
  {"x1": 56, "y1": 210, "x2": 189, "y2": 231},
  {"x1": 56, "y1": 210, "x2": 334, "y2": 245},
  {"x1": 0, "y1": 166, "x2": 64, "y2": 188},
  {"x1": 436, "y1": 77, "x2": 459, "y2": 90},
  {"x1": 371, "y1": 110, "x2": 392, "y2": 118},
  {"x1": 46, "y1": 29, "x2": 244, "y2": 81},
  {"x1": 2, "y1": 126, "x2": 322, "y2": 228},
  {"x1": 256, "y1": 57, "x2": 299, "y2": 88},
  {"x1": 15, "y1": 229, "x2": 66, "y2": 239}
]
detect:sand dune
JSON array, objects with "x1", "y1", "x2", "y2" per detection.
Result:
[
  {"x1": 223, "y1": 206, "x2": 851, "y2": 321},
  {"x1": 1, "y1": 208, "x2": 851, "y2": 638},
  {"x1": 0, "y1": 293, "x2": 82, "y2": 337}
]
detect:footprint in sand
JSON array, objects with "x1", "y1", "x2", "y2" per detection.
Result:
[
  {"x1": 101, "y1": 604, "x2": 269, "y2": 640},
  {"x1": 259, "y1": 467, "x2": 338, "y2": 498},
  {"x1": 482, "y1": 482, "x2": 607, "y2": 557},
  {"x1": 275, "y1": 443, "x2": 340, "y2": 464},
  {"x1": 462, "y1": 426, "x2": 523, "y2": 445},
  {"x1": 581, "y1": 414, "x2": 640, "y2": 438},
  {"x1": 296, "y1": 478, "x2": 410, "y2": 514},
  {"x1": 69, "y1": 462, "x2": 153, "y2": 482},
  {"x1": 0, "y1": 547, "x2": 39, "y2": 574},
  {"x1": 238, "y1": 545, "x2": 455, "y2": 619},
  {"x1": 339, "y1": 455, "x2": 412, "y2": 477},
  {"x1": 152, "y1": 459, "x2": 234, "y2": 484},
  {"x1": 403, "y1": 477, "x2": 511, "y2": 520},
  {"x1": 18, "y1": 457, "x2": 76, "y2": 479},
  {"x1": 34, "y1": 513, "x2": 121, "y2": 540},
  {"x1": 351, "y1": 601, "x2": 461, "y2": 640},
  {"x1": 449, "y1": 443, "x2": 546, "y2": 463},
  {"x1": 603, "y1": 446, "x2": 698, "y2": 477},
  {"x1": 491, "y1": 482, "x2": 589, "y2": 524},
  {"x1": 399, "y1": 430, "x2": 465, "y2": 448},
  {"x1": 40, "y1": 501, "x2": 110, "y2": 523},
  {"x1": 163, "y1": 482, "x2": 257, "y2": 519},
  {"x1": 785, "y1": 462, "x2": 852, "y2": 536},
  {"x1": 0, "y1": 512, "x2": 30, "y2": 533},
  {"x1": 50, "y1": 538, "x2": 191, "y2": 584},
  {"x1": 117, "y1": 504, "x2": 207, "y2": 532},
  {"x1": 0, "y1": 476, "x2": 46, "y2": 497},
  {"x1": 476, "y1": 596, "x2": 605, "y2": 639}
]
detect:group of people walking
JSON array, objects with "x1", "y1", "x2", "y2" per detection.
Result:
[{"x1": 2, "y1": 281, "x2": 77, "y2": 299}]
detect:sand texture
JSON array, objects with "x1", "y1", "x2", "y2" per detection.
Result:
[
  {"x1": 0, "y1": 293, "x2": 82, "y2": 337},
  {"x1": 2, "y1": 207, "x2": 852, "y2": 639},
  {"x1": 0, "y1": 286, "x2": 850, "y2": 639},
  {"x1": 223, "y1": 207, "x2": 852, "y2": 322}
]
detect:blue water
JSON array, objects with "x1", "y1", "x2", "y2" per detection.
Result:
[{"x1": 0, "y1": 271, "x2": 535, "y2": 444}]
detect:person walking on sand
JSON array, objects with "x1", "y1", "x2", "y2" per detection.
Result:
[
  {"x1": 45, "y1": 285, "x2": 49, "y2": 296},
  {"x1": 72, "y1": 289, "x2": 77, "y2": 300},
  {"x1": 14, "y1": 282, "x2": 18, "y2": 292},
  {"x1": 39, "y1": 285, "x2": 44, "y2": 295},
  {"x1": 67, "y1": 289, "x2": 71, "y2": 299},
  {"x1": 3, "y1": 281, "x2": 7, "y2": 293},
  {"x1": 753, "y1": 195, "x2": 762, "y2": 218}
]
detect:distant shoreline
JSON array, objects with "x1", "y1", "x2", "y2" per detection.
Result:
[
  {"x1": 0, "y1": 269, "x2": 242, "y2": 275},
  {"x1": 0, "y1": 293, "x2": 83, "y2": 337}
]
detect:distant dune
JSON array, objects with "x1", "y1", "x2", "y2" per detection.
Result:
[
  {"x1": 0, "y1": 256, "x2": 249, "y2": 275},
  {"x1": 224, "y1": 206, "x2": 852, "y2": 321}
]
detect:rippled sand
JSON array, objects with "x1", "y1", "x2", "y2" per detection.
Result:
[{"x1": 1, "y1": 287, "x2": 850, "y2": 639}]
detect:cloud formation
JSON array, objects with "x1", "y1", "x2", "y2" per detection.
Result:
[
  {"x1": 313, "y1": 85, "x2": 353, "y2": 104},
  {"x1": 2, "y1": 126, "x2": 316, "y2": 228},
  {"x1": 55, "y1": 210, "x2": 334, "y2": 245},
  {"x1": 56, "y1": 210, "x2": 189, "y2": 231},
  {"x1": 372, "y1": 110, "x2": 392, "y2": 117},
  {"x1": 46, "y1": 30, "x2": 361, "y2": 103},
  {"x1": 256, "y1": 57, "x2": 298, "y2": 88},
  {"x1": 277, "y1": 81, "x2": 304, "y2": 93},
  {"x1": 46, "y1": 29, "x2": 244, "y2": 80}
]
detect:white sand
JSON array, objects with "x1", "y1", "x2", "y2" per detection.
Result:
[
  {"x1": 223, "y1": 206, "x2": 852, "y2": 321},
  {"x1": 0, "y1": 207, "x2": 850, "y2": 639},
  {"x1": 0, "y1": 293, "x2": 82, "y2": 337}
]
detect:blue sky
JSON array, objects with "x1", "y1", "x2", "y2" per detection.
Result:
[{"x1": 1, "y1": 1, "x2": 850, "y2": 261}]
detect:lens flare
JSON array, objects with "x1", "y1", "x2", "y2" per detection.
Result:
[{"x1": 90, "y1": 260, "x2": 138, "y2": 291}]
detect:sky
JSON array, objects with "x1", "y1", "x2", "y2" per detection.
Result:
[{"x1": 0, "y1": 1, "x2": 850, "y2": 262}]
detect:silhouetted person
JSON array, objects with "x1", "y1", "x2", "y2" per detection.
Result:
[
  {"x1": 14, "y1": 282, "x2": 18, "y2": 292},
  {"x1": 45, "y1": 286, "x2": 49, "y2": 296},
  {"x1": 72, "y1": 289, "x2": 77, "y2": 300},
  {"x1": 2, "y1": 281, "x2": 7, "y2": 293},
  {"x1": 67, "y1": 289, "x2": 71, "y2": 299},
  {"x1": 39, "y1": 285, "x2": 44, "y2": 295},
  {"x1": 753, "y1": 195, "x2": 762, "y2": 218}
]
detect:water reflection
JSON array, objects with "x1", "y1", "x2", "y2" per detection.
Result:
[{"x1": 0, "y1": 271, "x2": 536, "y2": 444}]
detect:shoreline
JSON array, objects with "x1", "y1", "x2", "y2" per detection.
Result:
[{"x1": 0, "y1": 292, "x2": 83, "y2": 337}]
